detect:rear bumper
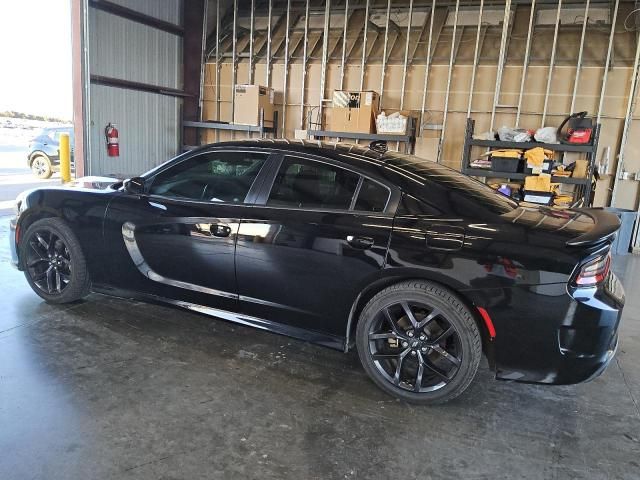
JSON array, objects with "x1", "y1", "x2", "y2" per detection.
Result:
[{"x1": 474, "y1": 272, "x2": 624, "y2": 385}]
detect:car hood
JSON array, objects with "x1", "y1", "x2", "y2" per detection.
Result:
[
  {"x1": 503, "y1": 205, "x2": 620, "y2": 247},
  {"x1": 67, "y1": 176, "x2": 121, "y2": 190}
]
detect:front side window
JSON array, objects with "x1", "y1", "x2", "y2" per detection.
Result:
[
  {"x1": 268, "y1": 156, "x2": 360, "y2": 210},
  {"x1": 148, "y1": 151, "x2": 267, "y2": 203}
]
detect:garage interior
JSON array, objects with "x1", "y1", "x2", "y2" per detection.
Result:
[
  {"x1": 1, "y1": 0, "x2": 640, "y2": 478},
  {"x1": 74, "y1": 0, "x2": 640, "y2": 248}
]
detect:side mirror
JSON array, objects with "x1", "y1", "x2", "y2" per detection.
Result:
[{"x1": 124, "y1": 177, "x2": 146, "y2": 195}]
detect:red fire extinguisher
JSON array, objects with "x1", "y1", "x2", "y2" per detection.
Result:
[{"x1": 105, "y1": 123, "x2": 119, "y2": 157}]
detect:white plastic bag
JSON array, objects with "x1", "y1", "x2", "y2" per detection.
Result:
[{"x1": 534, "y1": 127, "x2": 558, "y2": 143}]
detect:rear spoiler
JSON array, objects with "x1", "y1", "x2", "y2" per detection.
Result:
[{"x1": 566, "y1": 208, "x2": 621, "y2": 247}]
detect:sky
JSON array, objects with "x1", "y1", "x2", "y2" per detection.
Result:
[{"x1": 0, "y1": 0, "x2": 72, "y2": 119}]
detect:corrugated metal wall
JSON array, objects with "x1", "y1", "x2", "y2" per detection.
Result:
[{"x1": 87, "y1": 0, "x2": 182, "y2": 177}]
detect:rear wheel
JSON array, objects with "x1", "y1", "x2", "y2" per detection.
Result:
[
  {"x1": 31, "y1": 154, "x2": 53, "y2": 179},
  {"x1": 356, "y1": 281, "x2": 482, "y2": 404},
  {"x1": 20, "y1": 218, "x2": 91, "y2": 304}
]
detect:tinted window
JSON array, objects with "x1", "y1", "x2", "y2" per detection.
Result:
[
  {"x1": 355, "y1": 179, "x2": 389, "y2": 212},
  {"x1": 382, "y1": 151, "x2": 518, "y2": 215},
  {"x1": 268, "y1": 156, "x2": 359, "y2": 210},
  {"x1": 149, "y1": 151, "x2": 267, "y2": 203}
]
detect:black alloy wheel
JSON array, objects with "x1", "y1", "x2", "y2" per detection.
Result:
[
  {"x1": 356, "y1": 281, "x2": 482, "y2": 404},
  {"x1": 25, "y1": 229, "x2": 72, "y2": 295},
  {"x1": 21, "y1": 218, "x2": 91, "y2": 304},
  {"x1": 367, "y1": 301, "x2": 462, "y2": 393}
]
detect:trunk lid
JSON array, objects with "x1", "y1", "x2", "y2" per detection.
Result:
[{"x1": 503, "y1": 206, "x2": 620, "y2": 247}]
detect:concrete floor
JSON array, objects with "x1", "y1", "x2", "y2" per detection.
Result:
[{"x1": 0, "y1": 217, "x2": 639, "y2": 480}]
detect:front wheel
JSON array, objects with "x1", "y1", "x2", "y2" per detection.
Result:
[
  {"x1": 31, "y1": 154, "x2": 53, "y2": 179},
  {"x1": 20, "y1": 218, "x2": 91, "y2": 304},
  {"x1": 356, "y1": 281, "x2": 482, "y2": 404}
]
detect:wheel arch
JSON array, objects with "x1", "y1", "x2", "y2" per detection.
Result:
[
  {"x1": 28, "y1": 151, "x2": 51, "y2": 165},
  {"x1": 16, "y1": 209, "x2": 72, "y2": 269},
  {"x1": 344, "y1": 271, "x2": 496, "y2": 368}
]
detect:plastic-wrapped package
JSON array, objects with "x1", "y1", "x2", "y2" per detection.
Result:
[
  {"x1": 498, "y1": 126, "x2": 531, "y2": 142},
  {"x1": 534, "y1": 127, "x2": 559, "y2": 143},
  {"x1": 376, "y1": 111, "x2": 408, "y2": 134}
]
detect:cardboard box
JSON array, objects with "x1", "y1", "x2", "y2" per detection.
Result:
[
  {"x1": 233, "y1": 84, "x2": 275, "y2": 126},
  {"x1": 572, "y1": 159, "x2": 589, "y2": 178},
  {"x1": 524, "y1": 174, "x2": 552, "y2": 192},
  {"x1": 329, "y1": 90, "x2": 379, "y2": 134}
]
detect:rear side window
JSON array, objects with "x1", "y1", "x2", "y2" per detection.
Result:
[
  {"x1": 354, "y1": 179, "x2": 389, "y2": 212},
  {"x1": 268, "y1": 156, "x2": 359, "y2": 210}
]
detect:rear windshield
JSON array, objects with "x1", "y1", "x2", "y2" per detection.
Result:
[{"x1": 382, "y1": 151, "x2": 519, "y2": 215}]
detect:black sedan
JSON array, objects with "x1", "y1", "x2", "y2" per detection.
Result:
[{"x1": 9, "y1": 140, "x2": 625, "y2": 404}]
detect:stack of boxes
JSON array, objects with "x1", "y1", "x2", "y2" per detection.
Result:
[{"x1": 328, "y1": 90, "x2": 380, "y2": 134}]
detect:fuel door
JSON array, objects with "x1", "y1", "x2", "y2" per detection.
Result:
[{"x1": 425, "y1": 224, "x2": 465, "y2": 251}]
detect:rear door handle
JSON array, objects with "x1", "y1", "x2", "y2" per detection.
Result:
[{"x1": 347, "y1": 235, "x2": 374, "y2": 249}]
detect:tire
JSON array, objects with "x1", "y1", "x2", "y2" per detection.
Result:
[
  {"x1": 20, "y1": 218, "x2": 91, "y2": 304},
  {"x1": 31, "y1": 154, "x2": 53, "y2": 179},
  {"x1": 356, "y1": 280, "x2": 482, "y2": 404}
]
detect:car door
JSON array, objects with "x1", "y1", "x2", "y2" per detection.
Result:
[
  {"x1": 234, "y1": 153, "x2": 396, "y2": 338},
  {"x1": 103, "y1": 149, "x2": 271, "y2": 311}
]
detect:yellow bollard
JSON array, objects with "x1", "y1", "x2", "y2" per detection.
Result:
[{"x1": 59, "y1": 133, "x2": 71, "y2": 183}]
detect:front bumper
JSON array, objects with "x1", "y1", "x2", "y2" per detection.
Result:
[
  {"x1": 9, "y1": 216, "x2": 20, "y2": 269},
  {"x1": 478, "y1": 271, "x2": 624, "y2": 385}
]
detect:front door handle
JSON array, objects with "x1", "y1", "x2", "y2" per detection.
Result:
[
  {"x1": 347, "y1": 235, "x2": 374, "y2": 249},
  {"x1": 212, "y1": 224, "x2": 232, "y2": 238}
]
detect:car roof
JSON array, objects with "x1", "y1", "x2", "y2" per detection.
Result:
[
  {"x1": 44, "y1": 126, "x2": 73, "y2": 132},
  {"x1": 203, "y1": 138, "x2": 450, "y2": 187}
]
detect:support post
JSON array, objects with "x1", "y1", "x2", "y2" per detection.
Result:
[
  {"x1": 540, "y1": 0, "x2": 562, "y2": 127},
  {"x1": 489, "y1": 0, "x2": 512, "y2": 131},
  {"x1": 359, "y1": 0, "x2": 370, "y2": 91},
  {"x1": 614, "y1": 32, "x2": 640, "y2": 239},
  {"x1": 71, "y1": 0, "x2": 88, "y2": 177},
  {"x1": 570, "y1": 0, "x2": 590, "y2": 113},
  {"x1": 60, "y1": 133, "x2": 71, "y2": 183},
  {"x1": 466, "y1": 0, "x2": 484, "y2": 119},
  {"x1": 596, "y1": 0, "x2": 620, "y2": 124},
  {"x1": 183, "y1": 0, "x2": 206, "y2": 147},
  {"x1": 419, "y1": 0, "x2": 436, "y2": 136},
  {"x1": 339, "y1": 0, "x2": 349, "y2": 90},
  {"x1": 248, "y1": 0, "x2": 255, "y2": 84},
  {"x1": 437, "y1": 0, "x2": 460, "y2": 164},
  {"x1": 379, "y1": 0, "x2": 392, "y2": 107},
  {"x1": 399, "y1": 0, "x2": 413, "y2": 111},
  {"x1": 231, "y1": 0, "x2": 237, "y2": 128},
  {"x1": 282, "y1": 0, "x2": 291, "y2": 135},
  {"x1": 300, "y1": 0, "x2": 310, "y2": 129},
  {"x1": 266, "y1": 0, "x2": 272, "y2": 87},
  {"x1": 515, "y1": 0, "x2": 535, "y2": 127},
  {"x1": 318, "y1": 0, "x2": 331, "y2": 127}
]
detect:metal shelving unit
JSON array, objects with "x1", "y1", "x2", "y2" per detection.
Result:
[
  {"x1": 308, "y1": 117, "x2": 417, "y2": 154},
  {"x1": 461, "y1": 117, "x2": 601, "y2": 206},
  {"x1": 182, "y1": 109, "x2": 278, "y2": 150}
]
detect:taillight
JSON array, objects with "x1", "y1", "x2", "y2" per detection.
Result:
[{"x1": 574, "y1": 253, "x2": 611, "y2": 287}]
